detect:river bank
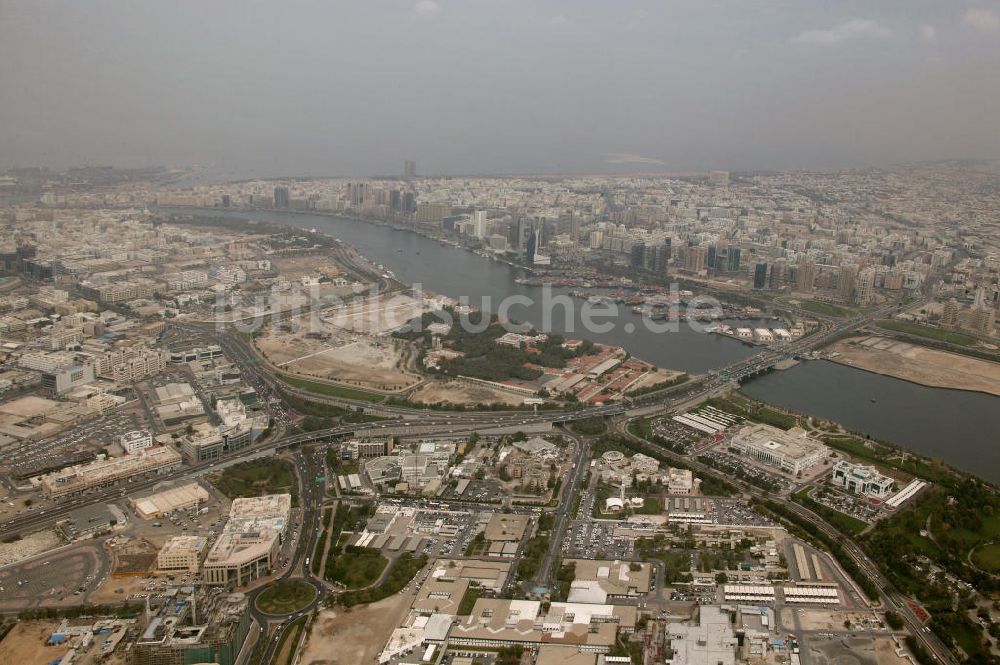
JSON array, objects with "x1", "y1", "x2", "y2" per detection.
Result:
[
  {"x1": 826, "y1": 335, "x2": 1000, "y2": 397},
  {"x1": 741, "y1": 360, "x2": 1000, "y2": 483},
  {"x1": 159, "y1": 207, "x2": 1000, "y2": 482},
  {"x1": 161, "y1": 207, "x2": 762, "y2": 375}
]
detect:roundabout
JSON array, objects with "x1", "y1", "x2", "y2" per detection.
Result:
[{"x1": 255, "y1": 578, "x2": 318, "y2": 616}]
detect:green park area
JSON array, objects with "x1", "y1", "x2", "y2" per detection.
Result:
[
  {"x1": 398, "y1": 310, "x2": 600, "y2": 383},
  {"x1": 255, "y1": 580, "x2": 317, "y2": 615},
  {"x1": 326, "y1": 546, "x2": 388, "y2": 589},
  {"x1": 864, "y1": 480, "x2": 1000, "y2": 604},
  {"x1": 458, "y1": 587, "x2": 485, "y2": 615},
  {"x1": 570, "y1": 416, "x2": 607, "y2": 436},
  {"x1": 971, "y1": 542, "x2": 1000, "y2": 574},
  {"x1": 798, "y1": 300, "x2": 856, "y2": 318},
  {"x1": 318, "y1": 504, "x2": 383, "y2": 586},
  {"x1": 636, "y1": 537, "x2": 692, "y2": 584},
  {"x1": 876, "y1": 319, "x2": 978, "y2": 347},
  {"x1": 210, "y1": 458, "x2": 298, "y2": 504},
  {"x1": 339, "y1": 553, "x2": 427, "y2": 607},
  {"x1": 707, "y1": 395, "x2": 798, "y2": 430}
]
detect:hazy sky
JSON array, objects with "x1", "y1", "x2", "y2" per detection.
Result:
[{"x1": 1, "y1": 1, "x2": 999, "y2": 177}]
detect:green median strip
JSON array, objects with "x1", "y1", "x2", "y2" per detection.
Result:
[
  {"x1": 273, "y1": 615, "x2": 308, "y2": 665},
  {"x1": 279, "y1": 373, "x2": 386, "y2": 403}
]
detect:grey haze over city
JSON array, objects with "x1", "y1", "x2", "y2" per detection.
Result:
[{"x1": 1, "y1": 0, "x2": 999, "y2": 177}]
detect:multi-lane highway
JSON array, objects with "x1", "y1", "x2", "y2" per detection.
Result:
[
  {"x1": 245, "y1": 447, "x2": 329, "y2": 665},
  {"x1": 1, "y1": 296, "x2": 962, "y2": 664},
  {"x1": 533, "y1": 429, "x2": 587, "y2": 588},
  {"x1": 0, "y1": 412, "x2": 591, "y2": 540}
]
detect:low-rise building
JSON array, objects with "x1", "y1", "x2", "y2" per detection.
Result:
[
  {"x1": 449, "y1": 599, "x2": 636, "y2": 652},
  {"x1": 215, "y1": 398, "x2": 246, "y2": 428},
  {"x1": 131, "y1": 482, "x2": 209, "y2": 519},
  {"x1": 93, "y1": 344, "x2": 168, "y2": 383},
  {"x1": 342, "y1": 436, "x2": 393, "y2": 460},
  {"x1": 831, "y1": 460, "x2": 895, "y2": 498},
  {"x1": 153, "y1": 382, "x2": 207, "y2": 430},
  {"x1": 666, "y1": 467, "x2": 695, "y2": 494},
  {"x1": 565, "y1": 559, "x2": 652, "y2": 602},
  {"x1": 666, "y1": 605, "x2": 738, "y2": 665},
  {"x1": 57, "y1": 503, "x2": 127, "y2": 540},
  {"x1": 483, "y1": 513, "x2": 530, "y2": 558},
  {"x1": 121, "y1": 429, "x2": 153, "y2": 454},
  {"x1": 426, "y1": 558, "x2": 511, "y2": 593},
  {"x1": 42, "y1": 363, "x2": 95, "y2": 395},
  {"x1": 40, "y1": 447, "x2": 182, "y2": 499},
  {"x1": 730, "y1": 424, "x2": 829, "y2": 475},
  {"x1": 179, "y1": 422, "x2": 252, "y2": 463},
  {"x1": 158, "y1": 535, "x2": 207, "y2": 573}
]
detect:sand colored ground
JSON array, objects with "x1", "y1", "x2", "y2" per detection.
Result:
[
  {"x1": 0, "y1": 529, "x2": 61, "y2": 568},
  {"x1": 780, "y1": 608, "x2": 876, "y2": 631},
  {"x1": 0, "y1": 621, "x2": 69, "y2": 665},
  {"x1": 271, "y1": 255, "x2": 345, "y2": 279},
  {"x1": 874, "y1": 638, "x2": 916, "y2": 665},
  {"x1": 298, "y1": 588, "x2": 417, "y2": 665},
  {"x1": 321, "y1": 294, "x2": 435, "y2": 336},
  {"x1": 804, "y1": 636, "x2": 911, "y2": 665},
  {"x1": 409, "y1": 379, "x2": 527, "y2": 406},
  {"x1": 89, "y1": 575, "x2": 148, "y2": 604},
  {"x1": 829, "y1": 335, "x2": 1000, "y2": 396},
  {"x1": 257, "y1": 330, "x2": 419, "y2": 391},
  {"x1": 627, "y1": 368, "x2": 686, "y2": 392}
]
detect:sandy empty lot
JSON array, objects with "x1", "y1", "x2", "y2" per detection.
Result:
[
  {"x1": 321, "y1": 294, "x2": 434, "y2": 335},
  {"x1": 298, "y1": 588, "x2": 416, "y2": 665},
  {"x1": 272, "y1": 255, "x2": 343, "y2": 279},
  {"x1": 804, "y1": 636, "x2": 910, "y2": 665},
  {"x1": 409, "y1": 379, "x2": 527, "y2": 406},
  {"x1": 627, "y1": 368, "x2": 686, "y2": 392},
  {"x1": 830, "y1": 335, "x2": 1000, "y2": 396},
  {"x1": 90, "y1": 575, "x2": 148, "y2": 604},
  {"x1": 0, "y1": 621, "x2": 69, "y2": 665},
  {"x1": 781, "y1": 608, "x2": 875, "y2": 631},
  {"x1": 257, "y1": 330, "x2": 419, "y2": 391},
  {"x1": 0, "y1": 529, "x2": 61, "y2": 568}
]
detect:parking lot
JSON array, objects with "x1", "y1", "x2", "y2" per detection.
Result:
[
  {"x1": 6, "y1": 410, "x2": 142, "y2": 482},
  {"x1": 805, "y1": 484, "x2": 880, "y2": 524},
  {"x1": 562, "y1": 520, "x2": 635, "y2": 560},
  {"x1": 442, "y1": 479, "x2": 504, "y2": 503},
  {"x1": 0, "y1": 542, "x2": 109, "y2": 611},
  {"x1": 698, "y1": 449, "x2": 797, "y2": 494},
  {"x1": 651, "y1": 417, "x2": 710, "y2": 454}
]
